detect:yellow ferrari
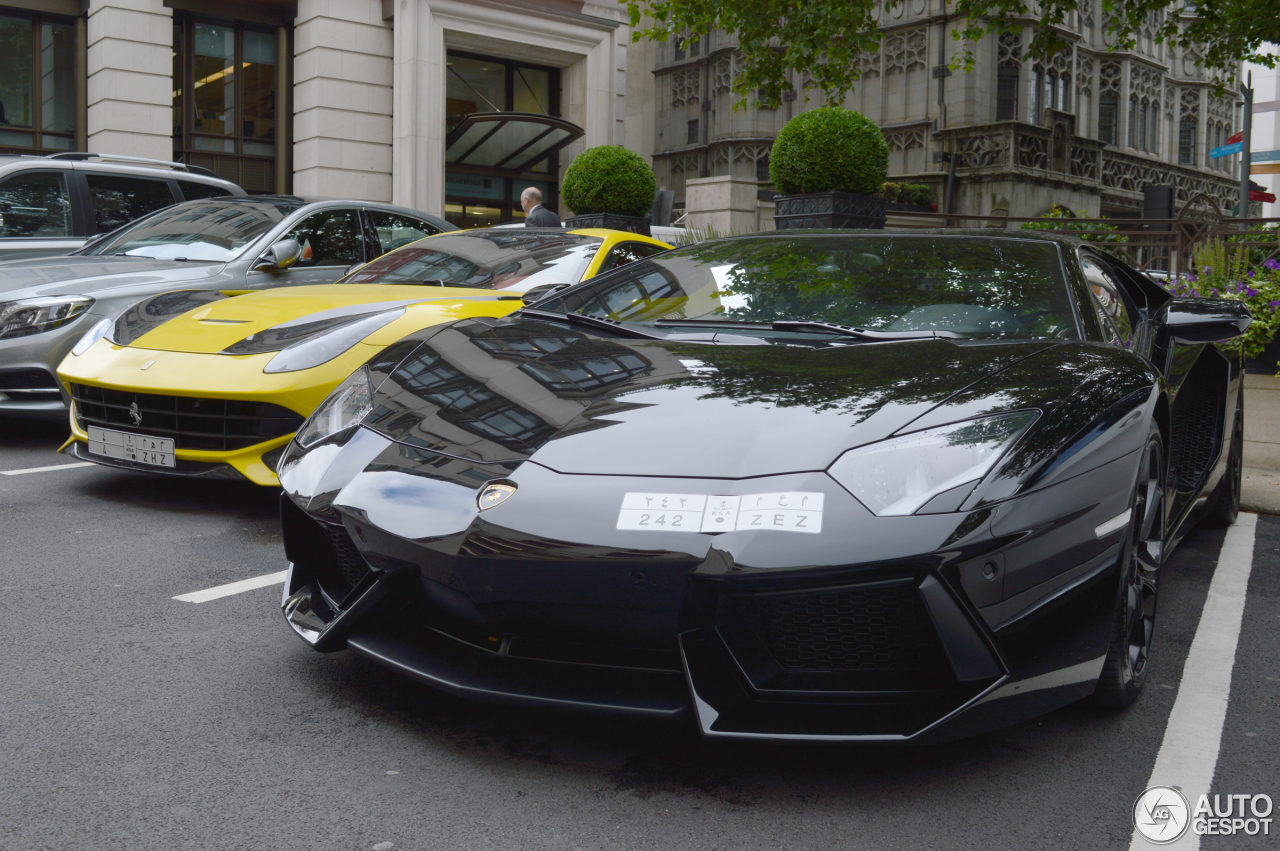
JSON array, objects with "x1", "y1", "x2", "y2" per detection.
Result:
[{"x1": 56, "y1": 227, "x2": 670, "y2": 485}]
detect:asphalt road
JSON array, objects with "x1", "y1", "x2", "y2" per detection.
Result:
[{"x1": 1, "y1": 417, "x2": 1276, "y2": 851}]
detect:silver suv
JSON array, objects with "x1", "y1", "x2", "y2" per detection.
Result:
[{"x1": 0, "y1": 153, "x2": 244, "y2": 261}]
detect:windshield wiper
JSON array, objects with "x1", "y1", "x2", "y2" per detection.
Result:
[
  {"x1": 654, "y1": 318, "x2": 963, "y2": 340},
  {"x1": 770, "y1": 321, "x2": 964, "y2": 340},
  {"x1": 518, "y1": 308, "x2": 664, "y2": 339}
]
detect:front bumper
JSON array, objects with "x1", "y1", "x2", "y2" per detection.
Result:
[
  {"x1": 277, "y1": 427, "x2": 1135, "y2": 742},
  {"x1": 56, "y1": 339, "x2": 377, "y2": 486}
]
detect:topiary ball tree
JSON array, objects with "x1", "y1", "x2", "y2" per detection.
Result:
[
  {"x1": 562, "y1": 145, "x2": 657, "y2": 217},
  {"x1": 769, "y1": 107, "x2": 889, "y2": 196}
]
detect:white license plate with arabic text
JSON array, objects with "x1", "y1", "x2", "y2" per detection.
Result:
[
  {"x1": 87, "y1": 426, "x2": 176, "y2": 468},
  {"x1": 616, "y1": 491, "x2": 824, "y2": 534}
]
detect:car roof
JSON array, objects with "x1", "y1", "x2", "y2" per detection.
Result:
[{"x1": 0, "y1": 153, "x2": 242, "y2": 187}]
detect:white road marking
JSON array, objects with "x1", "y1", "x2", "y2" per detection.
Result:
[
  {"x1": 173, "y1": 571, "x2": 288, "y2": 604},
  {"x1": 1128, "y1": 512, "x2": 1258, "y2": 850},
  {"x1": 1, "y1": 462, "x2": 94, "y2": 476}
]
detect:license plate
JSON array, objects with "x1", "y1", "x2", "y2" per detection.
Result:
[{"x1": 87, "y1": 426, "x2": 176, "y2": 468}]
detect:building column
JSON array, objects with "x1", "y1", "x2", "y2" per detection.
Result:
[
  {"x1": 293, "y1": 0, "x2": 393, "y2": 201},
  {"x1": 391, "y1": 0, "x2": 445, "y2": 215},
  {"x1": 86, "y1": 0, "x2": 172, "y2": 160}
]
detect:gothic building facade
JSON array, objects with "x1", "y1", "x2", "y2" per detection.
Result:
[{"x1": 633, "y1": 0, "x2": 1246, "y2": 220}]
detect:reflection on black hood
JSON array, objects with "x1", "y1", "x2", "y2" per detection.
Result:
[{"x1": 362, "y1": 315, "x2": 1070, "y2": 478}]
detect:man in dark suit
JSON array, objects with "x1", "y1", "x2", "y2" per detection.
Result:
[{"x1": 521, "y1": 187, "x2": 561, "y2": 227}]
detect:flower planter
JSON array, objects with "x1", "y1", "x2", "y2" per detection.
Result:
[
  {"x1": 563, "y1": 213, "x2": 651, "y2": 237},
  {"x1": 1245, "y1": 333, "x2": 1280, "y2": 375},
  {"x1": 772, "y1": 192, "x2": 887, "y2": 230}
]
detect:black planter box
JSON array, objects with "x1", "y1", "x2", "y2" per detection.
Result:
[
  {"x1": 563, "y1": 213, "x2": 651, "y2": 237},
  {"x1": 773, "y1": 192, "x2": 887, "y2": 230},
  {"x1": 1245, "y1": 334, "x2": 1280, "y2": 374}
]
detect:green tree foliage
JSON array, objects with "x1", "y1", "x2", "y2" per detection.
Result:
[
  {"x1": 561, "y1": 145, "x2": 658, "y2": 217},
  {"x1": 880, "y1": 182, "x2": 935, "y2": 206},
  {"x1": 769, "y1": 108, "x2": 888, "y2": 195},
  {"x1": 625, "y1": 0, "x2": 1277, "y2": 109},
  {"x1": 1019, "y1": 204, "x2": 1123, "y2": 244}
]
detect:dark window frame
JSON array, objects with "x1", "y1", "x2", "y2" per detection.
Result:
[
  {"x1": 443, "y1": 48, "x2": 563, "y2": 227},
  {"x1": 172, "y1": 13, "x2": 283, "y2": 192},
  {"x1": 0, "y1": 8, "x2": 78, "y2": 155}
]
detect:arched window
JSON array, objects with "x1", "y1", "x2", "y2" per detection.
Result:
[
  {"x1": 1139, "y1": 99, "x2": 1149, "y2": 151},
  {"x1": 1129, "y1": 94, "x2": 1138, "y2": 147},
  {"x1": 1149, "y1": 103, "x2": 1159, "y2": 154},
  {"x1": 1099, "y1": 93, "x2": 1118, "y2": 145},
  {"x1": 996, "y1": 63, "x2": 1019, "y2": 121},
  {"x1": 1179, "y1": 117, "x2": 1196, "y2": 165},
  {"x1": 1059, "y1": 74, "x2": 1069, "y2": 112},
  {"x1": 1032, "y1": 68, "x2": 1044, "y2": 121},
  {"x1": 1046, "y1": 71, "x2": 1056, "y2": 112}
]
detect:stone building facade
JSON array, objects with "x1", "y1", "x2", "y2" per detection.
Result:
[
  {"x1": 0, "y1": 0, "x2": 630, "y2": 226},
  {"x1": 634, "y1": 0, "x2": 1248, "y2": 220}
]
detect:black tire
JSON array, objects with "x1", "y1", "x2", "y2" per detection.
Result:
[
  {"x1": 1093, "y1": 424, "x2": 1164, "y2": 708},
  {"x1": 1205, "y1": 395, "x2": 1243, "y2": 527}
]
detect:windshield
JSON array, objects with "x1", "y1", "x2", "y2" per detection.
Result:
[
  {"x1": 83, "y1": 198, "x2": 303, "y2": 261},
  {"x1": 538, "y1": 234, "x2": 1078, "y2": 340},
  {"x1": 344, "y1": 231, "x2": 602, "y2": 293}
]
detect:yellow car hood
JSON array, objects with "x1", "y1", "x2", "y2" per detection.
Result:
[{"x1": 129, "y1": 284, "x2": 519, "y2": 354}]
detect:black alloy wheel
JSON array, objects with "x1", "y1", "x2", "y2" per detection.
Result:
[
  {"x1": 1206, "y1": 397, "x2": 1244, "y2": 526},
  {"x1": 1094, "y1": 425, "x2": 1164, "y2": 707}
]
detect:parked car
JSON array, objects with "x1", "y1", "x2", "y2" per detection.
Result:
[
  {"x1": 0, "y1": 152, "x2": 244, "y2": 261},
  {"x1": 0, "y1": 195, "x2": 452, "y2": 419},
  {"x1": 56, "y1": 227, "x2": 671, "y2": 484},
  {"x1": 276, "y1": 229, "x2": 1248, "y2": 742}
]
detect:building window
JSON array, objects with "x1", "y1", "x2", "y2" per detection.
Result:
[
  {"x1": 1045, "y1": 71, "x2": 1055, "y2": 111},
  {"x1": 1059, "y1": 74, "x2": 1069, "y2": 112},
  {"x1": 687, "y1": 119, "x2": 699, "y2": 145},
  {"x1": 1178, "y1": 117, "x2": 1196, "y2": 165},
  {"x1": 996, "y1": 64, "x2": 1019, "y2": 121},
  {"x1": 1128, "y1": 95, "x2": 1138, "y2": 147},
  {"x1": 1149, "y1": 104, "x2": 1159, "y2": 154},
  {"x1": 0, "y1": 11, "x2": 76, "y2": 154},
  {"x1": 1099, "y1": 94, "x2": 1118, "y2": 145},
  {"x1": 1138, "y1": 99, "x2": 1148, "y2": 151},
  {"x1": 756, "y1": 154, "x2": 770, "y2": 182},
  {"x1": 443, "y1": 50, "x2": 563, "y2": 228},
  {"x1": 1031, "y1": 69, "x2": 1043, "y2": 122},
  {"x1": 173, "y1": 16, "x2": 283, "y2": 192}
]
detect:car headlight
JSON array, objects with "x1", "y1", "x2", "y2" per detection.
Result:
[
  {"x1": 0, "y1": 297, "x2": 94, "y2": 340},
  {"x1": 828, "y1": 411, "x2": 1038, "y2": 516},
  {"x1": 296, "y1": 366, "x2": 374, "y2": 449},
  {"x1": 262, "y1": 309, "x2": 405, "y2": 374},
  {"x1": 70, "y1": 316, "x2": 114, "y2": 356}
]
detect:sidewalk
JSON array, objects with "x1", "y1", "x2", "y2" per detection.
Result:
[{"x1": 1242, "y1": 373, "x2": 1280, "y2": 515}]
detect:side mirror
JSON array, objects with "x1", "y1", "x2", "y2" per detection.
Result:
[
  {"x1": 521, "y1": 283, "x2": 571, "y2": 305},
  {"x1": 254, "y1": 238, "x2": 302, "y2": 272},
  {"x1": 1158, "y1": 297, "x2": 1252, "y2": 344}
]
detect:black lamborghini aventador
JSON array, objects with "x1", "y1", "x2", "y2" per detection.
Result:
[{"x1": 275, "y1": 230, "x2": 1249, "y2": 742}]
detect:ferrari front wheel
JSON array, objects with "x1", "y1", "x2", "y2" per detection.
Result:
[{"x1": 1093, "y1": 425, "x2": 1164, "y2": 708}]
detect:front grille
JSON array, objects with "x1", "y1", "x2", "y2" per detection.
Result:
[
  {"x1": 722, "y1": 580, "x2": 947, "y2": 674},
  {"x1": 1169, "y1": 358, "x2": 1224, "y2": 490},
  {"x1": 69, "y1": 383, "x2": 303, "y2": 451},
  {"x1": 320, "y1": 523, "x2": 372, "y2": 603},
  {"x1": 0, "y1": 368, "x2": 58, "y2": 391}
]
